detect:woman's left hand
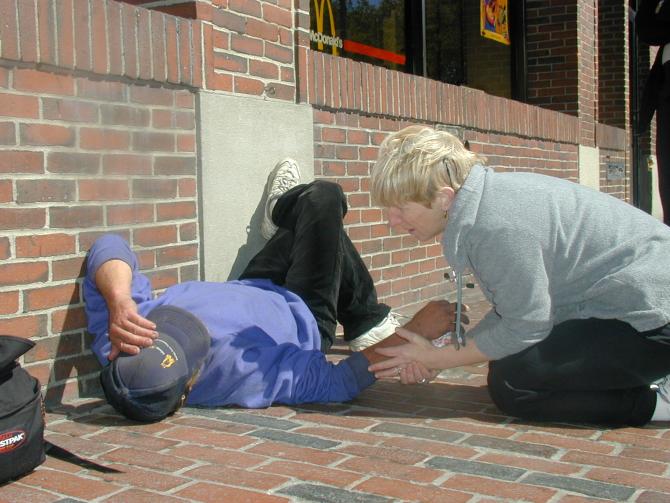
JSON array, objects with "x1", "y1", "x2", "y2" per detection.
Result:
[
  {"x1": 369, "y1": 327, "x2": 444, "y2": 379},
  {"x1": 395, "y1": 362, "x2": 440, "y2": 384}
]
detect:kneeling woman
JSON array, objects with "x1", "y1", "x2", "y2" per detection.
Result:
[{"x1": 369, "y1": 125, "x2": 670, "y2": 426}]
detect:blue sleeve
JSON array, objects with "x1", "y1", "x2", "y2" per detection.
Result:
[
  {"x1": 214, "y1": 344, "x2": 376, "y2": 408},
  {"x1": 83, "y1": 234, "x2": 152, "y2": 364},
  {"x1": 273, "y1": 350, "x2": 376, "y2": 405}
]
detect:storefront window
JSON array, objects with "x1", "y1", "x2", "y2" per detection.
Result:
[
  {"x1": 309, "y1": 0, "x2": 524, "y2": 101},
  {"x1": 310, "y1": 0, "x2": 406, "y2": 70}
]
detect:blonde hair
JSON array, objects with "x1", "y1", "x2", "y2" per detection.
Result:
[{"x1": 371, "y1": 125, "x2": 486, "y2": 207}]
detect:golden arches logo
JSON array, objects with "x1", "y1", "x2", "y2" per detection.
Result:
[{"x1": 312, "y1": 0, "x2": 341, "y2": 55}]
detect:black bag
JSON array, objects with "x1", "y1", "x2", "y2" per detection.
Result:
[
  {"x1": 0, "y1": 335, "x2": 45, "y2": 484},
  {"x1": 0, "y1": 335, "x2": 122, "y2": 483}
]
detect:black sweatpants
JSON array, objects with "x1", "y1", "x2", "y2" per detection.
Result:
[
  {"x1": 487, "y1": 319, "x2": 670, "y2": 426},
  {"x1": 239, "y1": 180, "x2": 390, "y2": 353}
]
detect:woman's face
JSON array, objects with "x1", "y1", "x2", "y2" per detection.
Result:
[{"x1": 385, "y1": 197, "x2": 448, "y2": 242}]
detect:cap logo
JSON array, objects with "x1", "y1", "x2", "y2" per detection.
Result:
[{"x1": 161, "y1": 354, "x2": 176, "y2": 368}]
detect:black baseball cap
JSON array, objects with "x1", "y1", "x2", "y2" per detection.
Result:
[{"x1": 100, "y1": 305, "x2": 211, "y2": 422}]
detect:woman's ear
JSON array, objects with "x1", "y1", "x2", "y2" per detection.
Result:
[{"x1": 435, "y1": 186, "x2": 456, "y2": 211}]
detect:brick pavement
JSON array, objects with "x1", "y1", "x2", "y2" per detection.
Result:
[{"x1": 2, "y1": 292, "x2": 670, "y2": 502}]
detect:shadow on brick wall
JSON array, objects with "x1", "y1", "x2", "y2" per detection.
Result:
[{"x1": 43, "y1": 261, "x2": 106, "y2": 413}]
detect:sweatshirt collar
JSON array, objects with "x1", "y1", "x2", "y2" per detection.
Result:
[{"x1": 442, "y1": 164, "x2": 488, "y2": 272}]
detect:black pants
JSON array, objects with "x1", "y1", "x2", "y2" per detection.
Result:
[
  {"x1": 488, "y1": 319, "x2": 670, "y2": 426},
  {"x1": 240, "y1": 180, "x2": 390, "y2": 353}
]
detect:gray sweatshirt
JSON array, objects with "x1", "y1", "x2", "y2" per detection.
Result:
[{"x1": 443, "y1": 165, "x2": 670, "y2": 359}]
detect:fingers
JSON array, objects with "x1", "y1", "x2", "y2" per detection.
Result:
[
  {"x1": 122, "y1": 314, "x2": 158, "y2": 340},
  {"x1": 370, "y1": 358, "x2": 436, "y2": 383},
  {"x1": 108, "y1": 345, "x2": 120, "y2": 361},
  {"x1": 375, "y1": 362, "x2": 435, "y2": 384},
  {"x1": 369, "y1": 355, "x2": 406, "y2": 373},
  {"x1": 441, "y1": 301, "x2": 469, "y2": 313},
  {"x1": 111, "y1": 325, "x2": 155, "y2": 350},
  {"x1": 108, "y1": 319, "x2": 156, "y2": 361},
  {"x1": 110, "y1": 312, "x2": 158, "y2": 350},
  {"x1": 399, "y1": 363, "x2": 422, "y2": 384},
  {"x1": 106, "y1": 298, "x2": 158, "y2": 361},
  {"x1": 374, "y1": 364, "x2": 410, "y2": 380},
  {"x1": 128, "y1": 311, "x2": 158, "y2": 334},
  {"x1": 453, "y1": 304, "x2": 470, "y2": 325},
  {"x1": 374, "y1": 367, "x2": 404, "y2": 379},
  {"x1": 107, "y1": 340, "x2": 141, "y2": 361},
  {"x1": 108, "y1": 322, "x2": 146, "y2": 360},
  {"x1": 435, "y1": 301, "x2": 470, "y2": 327},
  {"x1": 400, "y1": 362, "x2": 434, "y2": 385}
]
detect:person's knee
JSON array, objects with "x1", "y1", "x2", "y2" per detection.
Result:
[
  {"x1": 487, "y1": 363, "x2": 542, "y2": 418},
  {"x1": 311, "y1": 179, "x2": 344, "y2": 199},
  {"x1": 307, "y1": 180, "x2": 347, "y2": 214},
  {"x1": 487, "y1": 364, "x2": 516, "y2": 415}
]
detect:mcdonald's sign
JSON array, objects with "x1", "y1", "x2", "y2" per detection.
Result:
[
  {"x1": 311, "y1": 0, "x2": 342, "y2": 55},
  {"x1": 310, "y1": 0, "x2": 406, "y2": 66}
]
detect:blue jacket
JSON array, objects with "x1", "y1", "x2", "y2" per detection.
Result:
[{"x1": 83, "y1": 234, "x2": 375, "y2": 408}]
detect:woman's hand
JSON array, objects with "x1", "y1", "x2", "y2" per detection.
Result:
[
  {"x1": 369, "y1": 327, "x2": 446, "y2": 379},
  {"x1": 370, "y1": 326, "x2": 490, "y2": 383},
  {"x1": 395, "y1": 362, "x2": 441, "y2": 385},
  {"x1": 107, "y1": 296, "x2": 157, "y2": 360}
]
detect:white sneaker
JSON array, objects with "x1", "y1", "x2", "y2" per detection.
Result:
[
  {"x1": 261, "y1": 158, "x2": 301, "y2": 240},
  {"x1": 652, "y1": 375, "x2": 670, "y2": 403},
  {"x1": 651, "y1": 375, "x2": 670, "y2": 421},
  {"x1": 349, "y1": 312, "x2": 401, "y2": 352}
]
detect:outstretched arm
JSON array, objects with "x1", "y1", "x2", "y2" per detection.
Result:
[{"x1": 272, "y1": 300, "x2": 468, "y2": 405}]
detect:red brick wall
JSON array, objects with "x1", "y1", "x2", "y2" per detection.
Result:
[
  {"x1": 0, "y1": 0, "x2": 202, "y2": 87},
  {"x1": 526, "y1": 0, "x2": 580, "y2": 116},
  {"x1": 202, "y1": 0, "x2": 297, "y2": 100},
  {"x1": 598, "y1": 0, "x2": 629, "y2": 130},
  {"x1": 0, "y1": 0, "x2": 198, "y2": 403},
  {"x1": 526, "y1": 0, "x2": 600, "y2": 146}
]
